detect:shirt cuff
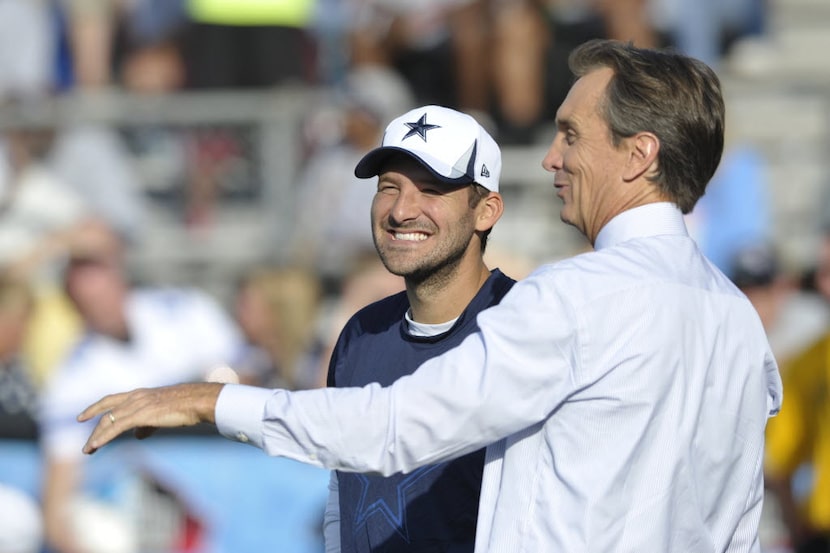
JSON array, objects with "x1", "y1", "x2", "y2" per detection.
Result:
[{"x1": 215, "y1": 384, "x2": 275, "y2": 449}]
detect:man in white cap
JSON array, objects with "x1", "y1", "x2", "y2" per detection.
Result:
[{"x1": 320, "y1": 104, "x2": 513, "y2": 552}]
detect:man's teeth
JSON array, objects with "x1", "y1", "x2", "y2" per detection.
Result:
[{"x1": 394, "y1": 232, "x2": 428, "y2": 241}]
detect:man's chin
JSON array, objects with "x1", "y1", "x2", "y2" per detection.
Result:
[{"x1": 381, "y1": 260, "x2": 435, "y2": 284}]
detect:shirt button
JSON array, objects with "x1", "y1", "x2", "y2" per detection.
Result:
[
  {"x1": 308, "y1": 453, "x2": 318, "y2": 461},
  {"x1": 236, "y1": 432, "x2": 249, "y2": 443}
]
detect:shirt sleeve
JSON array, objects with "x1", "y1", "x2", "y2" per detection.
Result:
[
  {"x1": 323, "y1": 471, "x2": 341, "y2": 553},
  {"x1": 215, "y1": 269, "x2": 579, "y2": 475}
]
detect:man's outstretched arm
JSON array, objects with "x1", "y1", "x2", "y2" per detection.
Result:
[
  {"x1": 77, "y1": 383, "x2": 224, "y2": 454},
  {"x1": 77, "y1": 273, "x2": 577, "y2": 475}
]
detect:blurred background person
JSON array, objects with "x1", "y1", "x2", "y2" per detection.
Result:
[
  {"x1": 0, "y1": 482, "x2": 43, "y2": 553},
  {"x1": 311, "y1": 252, "x2": 405, "y2": 388},
  {"x1": 38, "y1": 221, "x2": 242, "y2": 553},
  {"x1": 0, "y1": 125, "x2": 95, "y2": 388},
  {"x1": 489, "y1": 0, "x2": 549, "y2": 145},
  {"x1": 345, "y1": 0, "x2": 489, "y2": 116},
  {"x1": 0, "y1": 277, "x2": 40, "y2": 439},
  {"x1": 685, "y1": 128, "x2": 771, "y2": 279},
  {"x1": 729, "y1": 242, "x2": 830, "y2": 366},
  {"x1": 231, "y1": 265, "x2": 323, "y2": 389},
  {"x1": 0, "y1": 0, "x2": 56, "y2": 100},
  {"x1": 489, "y1": 0, "x2": 661, "y2": 144},
  {"x1": 181, "y1": 0, "x2": 318, "y2": 90},
  {"x1": 765, "y1": 227, "x2": 830, "y2": 553},
  {"x1": 0, "y1": 276, "x2": 44, "y2": 553},
  {"x1": 653, "y1": 0, "x2": 766, "y2": 69}
]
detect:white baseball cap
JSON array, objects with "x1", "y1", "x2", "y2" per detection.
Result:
[{"x1": 354, "y1": 105, "x2": 501, "y2": 192}]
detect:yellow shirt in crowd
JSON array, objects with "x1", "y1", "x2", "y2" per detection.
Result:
[{"x1": 766, "y1": 332, "x2": 830, "y2": 529}]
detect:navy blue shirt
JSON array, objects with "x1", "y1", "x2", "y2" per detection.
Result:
[{"x1": 328, "y1": 269, "x2": 516, "y2": 553}]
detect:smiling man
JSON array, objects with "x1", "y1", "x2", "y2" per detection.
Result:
[
  {"x1": 79, "y1": 40, "x2": 782, "y2": 552},
  {"x1": 321, "y1": 106, "x2": 514, "y2": 552}
]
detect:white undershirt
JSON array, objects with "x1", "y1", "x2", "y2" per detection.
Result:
[{"x1": 404, "y1": 309, "x2": 459, "y2": 337}]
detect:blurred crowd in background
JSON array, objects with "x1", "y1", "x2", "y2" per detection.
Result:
[{"x1": 0, "y1": 0, "x2": 829, "y2": 552}]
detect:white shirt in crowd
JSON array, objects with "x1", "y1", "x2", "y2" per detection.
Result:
[
  {"x1": 216, "y1": 202, "x2": 783, "y2": 552},
  {"x1": 41, "y1": 288, "x2": 242, "y2": 462}
]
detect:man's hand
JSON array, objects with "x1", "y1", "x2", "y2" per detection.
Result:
[{"x1": 77, "y1": 383, "x2": 225, "y2": 454}]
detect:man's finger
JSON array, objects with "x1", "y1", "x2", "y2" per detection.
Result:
[
  {"x1": 82, "y1": 416, "x2": 122, "y2": 454},
  {"x1": 81, "y1": 401, "x2": 139, "y2": 454},
  {"x1": 77, "y1": 391, "x2": 134, "y2": 422}
]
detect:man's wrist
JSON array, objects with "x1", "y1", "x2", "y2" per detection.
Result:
[{"x1": 214, "y1": 384, "x2": 273, "y2": 448}]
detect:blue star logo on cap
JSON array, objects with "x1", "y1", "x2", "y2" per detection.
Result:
[{"x1": 403, "y1": 113, "x2": 440, "y2": 142}]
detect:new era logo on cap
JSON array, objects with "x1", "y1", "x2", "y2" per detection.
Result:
[{"x1": 354, "y1": 105, "x2": 502, "y2": 192}]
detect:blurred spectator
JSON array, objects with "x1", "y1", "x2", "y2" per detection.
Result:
[
  {"x1": 59, "y1": 0, "x2": 189, "y2": 91},
  {"x1": 156, "y1": 0, "x2": 321, "y2": 231},
  {"x1": 686, "y1": 140, "x2": 771, "y2": 279},
  {"x1": 0, "y1": 483, "x2": 43, "y2": 553},
  {"x1": 0, "y1": 129, "x2": 88, "y2": 277},
  {"x1": 345, "y1": 0, "x2": 489, "y2": 114},
  {"x1": 0, "y1": 104, "x2": 145, "y2": 271},
  {"x1": 311, "y1": 252, "x2": 405, "y2": 387},
  {"x1": 765, "y1": 229, "x2": 830, "y2": 553},
  {"x1": 729, "y1": 242, "x2": 830, "y2": 553},
  {"x1": 0, "y1": 0, "x2": 57, "y2": 99},
  {"x1": 1, "y1": 117, "x2": 145, "y2": 384},
  {"x1": 38, "y1": 222, "x2": 242, "y2": 553},
  {"x1": 730, "y1": 243, "x2": 789, "y2": 335},
  {"x1": 729, "y1": 243, "x2": 830, "y2": 365},
  {"x1": 489, "y1": 0, "x2": 661, "y2": 143},
  {"x1": 555, "y1": 0, "x2": 660, "y2": 85},
  {"x1": 181, "y1": 0, "x2": 318, "y2": 89},
  {"x1": 651, "y1": 0, "x2": 766, "y2": 68},
  {"x1": 46, "y1": 125, "x2": 147, "y2": 243},
  {"x1": 60, "y1": 0, "x2": 120, "y2": 89},
  {"x1": 231, "y1": 265, "x2": 323, "y2": 389},
  {"x1": 0, "y1": 276, "x2": 44, "y2": 553},
  {"x1": 0, "y1": 277, "x2": 39, "y2": 440},
  {"x1": 489, "y1": 0, "x2": 549, "y2": 144},
  {"x1": 116, "y1": 0, "x2": 189, "y2": 93},
  {"x1": 345, "y1": 0, "x2": 659, "y2": 144},
  {"x1": 309, "y1": 0, "x2": 350, "y2": 85},
  {"x1": 289, "y1": 65, "x2": 415, "y2": 285},
  {"x1": 0, "y1": 128, "x2": 93, "y2": 384}
]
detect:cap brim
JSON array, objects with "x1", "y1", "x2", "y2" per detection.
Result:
[{"x1": 354, "y1": 147, "x2": 474, "y2": 186}]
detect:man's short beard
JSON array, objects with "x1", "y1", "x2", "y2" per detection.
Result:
[{"x1": 378, "y1": 238, "x2": 470, "y2": 289}]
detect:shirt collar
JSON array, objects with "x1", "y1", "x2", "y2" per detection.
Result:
[{"x1": 594, "y1": 202, "x2": 689, "y2": 251}]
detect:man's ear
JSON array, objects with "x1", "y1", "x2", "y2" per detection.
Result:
[
  {"x1": 476, "y1": 192, "x2": 504, "y2": 232},
  {"x1": 623, "y1": 132, "x2": 659, "y2": 182}
]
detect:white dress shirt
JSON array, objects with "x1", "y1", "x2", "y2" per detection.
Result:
[{"x1": 217, "y1": 202, "x2": 783, "y2": 552}]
